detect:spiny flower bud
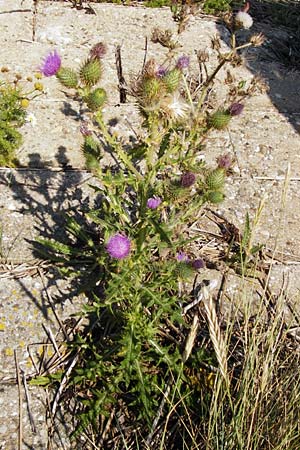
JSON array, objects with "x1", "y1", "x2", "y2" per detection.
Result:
[
  {"x1": 85, "y1": 154, "x2": 101, "y2": 172},
  {"x1": 142, "y1": 77, "x2": 162, "y2": 103},
  {"x1": 82, "y1": 135, "x2": 100, "y2": 155},
  {"x1": 80, "y1": 59, "x2": 102, "y2": 87},
  {"x1": 181, "y1": 172, "x2": 196, "y2": 188},
  {"x1": 174, "y1": 262, "x2": 194, "y2": 279},
  {"x1": 163, "y1": 68, "x2": 181, "y2": 93},
  {"x1": 196, "y1": 50, "x2": 209, "y2": 63},
  {"x1": 208, "y1": 110, "x2": 231, "y2": 130},
  {"x1": 207, "y1": 191, "x2": 225, "y2": 204},
  {"x1": 85, "y1": 88, "x2": 107, "y2": 111},
  {"x1": 56, "y1": 67, "x2": 78, "y2": 88},
  {"x1": 206, "y1": 168, "x2": 226, "y2": 190},
  {"x1": 165, "y1": 181, "x2": 187, "y2": 201},
  {"x1": 81, "y1": 135, "x2": 102, "y2": 172}
]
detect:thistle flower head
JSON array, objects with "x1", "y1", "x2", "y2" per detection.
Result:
[
  {"x1": 250, "y1": 33, "x2": 265, "y2": 47},
  {"x1": 40, "y1": 50, "x2": 61, "y2": 77},
  {"x1": 90, "y1": 42, "x2": 107, "y2": 60},
  {"x1": 176, "y1": 55, "x2": 190, "y2": 70},
  {"x1": 192, "y1": 258, "x2": 205, "y2": 270},
  {"x1": 162, "y1": 92, "x2": 190, "y2": 120},
  {"x1": 216, "y1": 153, "x2": 233, "y2": 170},
  {"x1": 106, "y1": 234, "x2": 131, "y2": 259},
  {"x1": 80, "y1": 122, "x2": 92, "y2": 136},
  {"x1": 181, "y1": 172, "x2": 196, "y2": 188},
  {"x1": 156, "y1": 66, "x2": 168, "y2": 78},
  {"x1": 229, "y1": 102, "x2": 244, "y2": 116},
  {"x1": 235, "y1": 11, "x2": 253, "y2": 29},
  {"x1": 177, "y1": 251, "x2": 189, "y2": 262},
  {"x1": 147, "y1": 196, "x2": 162, "y2": 209}
]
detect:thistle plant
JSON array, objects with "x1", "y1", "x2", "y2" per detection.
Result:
[
  {"x1": 40, "y1": 44, "x2": 107, "y2": 114},
  {"x1": 35, "y1": 21, "x2": 268, "y2": 446}
]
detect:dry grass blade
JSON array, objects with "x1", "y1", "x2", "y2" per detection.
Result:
[
  {"x1": 182, "y1": 314, "x2": 199, "y2": 363},
  {"x1": 21, "y1": 368, "x2": 37, "y2": 434},
  {"x1": 202, "y1": 286, "x2": 229, "y2": 386},
  {"x1": 51, "y1": 352, "x2": 80, "y2": 418},
  {"x1": 14, "y1": 350, "x2": 23, "y2": 450},
  {"x1": 0, "y1": 260, "x2": 51, "y2": 279}
]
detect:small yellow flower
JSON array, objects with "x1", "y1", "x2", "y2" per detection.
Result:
[
  {"x1": 26, "y1": 76, "x2": 33, "y2": 82},
  {"x1": 21, "y1": 98, "x2": 30, "y2": 108},
  {"x1": 34, "y1": 72, "x2": 43, "y2": 79},
  {"x1": 34, "y1": 81, "x2": 44, "y2": 91}
]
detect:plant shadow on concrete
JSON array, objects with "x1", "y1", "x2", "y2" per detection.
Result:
[{"x1": 0, "y1": 150, "x2": 100, "y2": 321}]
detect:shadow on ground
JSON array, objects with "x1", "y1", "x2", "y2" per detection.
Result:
[{"x1": 0, "y1": 147, "x2": 103, "y2": 318}]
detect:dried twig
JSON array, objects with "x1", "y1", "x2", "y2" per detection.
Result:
[
  {"x1": 146, "y1": 383, "x2": 172, "y2": 446},
  {"x1": 14, "y1": 350, "x2": 23, "y2": 450},
  {"x1": 42, "y1": 324, "x2": 61, "y2": 358},
  {"x1": 21, "y1": 369, "x2": 37, "y2": 433},
  {"x1": 115, "y1": 45, "x2": 127, "y2": 103},
  {"x1": 254, "y1": 176, "x2": 300, "y2": 181},
  {"x1": 51, "y1": 352, "x2": 80, "y2": 418},
  {"x1": 98, "y1": 407, "x2": 116, "y2": 447}
]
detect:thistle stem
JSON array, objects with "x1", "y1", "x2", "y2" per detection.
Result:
[
  {"x1": 181, "y1": 73, "x2": 195, "y2": 114},
  {"x1": 95, "y1": 112, "x2": 142, "y2": 180}
]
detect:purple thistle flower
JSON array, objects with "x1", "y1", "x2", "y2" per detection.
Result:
[
  {"x1": 217, "y1": 153, "x2": 233, "y2": 170},
  {"x1": 147, "y1": 196, "x2": 162, "y2": 209},
  {"x1": 90, "y1": 42, "x2": 107, "y2": 60},
  {"x1": 181, "y1": 172, "x2": 196, "y2": 188},
  {"x1": 80, "y1": 122, "x2": 92, "y2": 136},
  {"x1": 176, "y1": 55, "x2": 190, "y2": 70},
  {"x1": 192, "y1": 258, "x2": 205, "y2": 270},
  {"x1": 229, "y1": 103, "x2": 244, "y2": 116},
  {"x1": 156, "y1": 66, "x2": 168, "y2": 78},
  {"x1": 176, "y1": 251, "x2": 189, "y2": 262},
  {"x1": 40, "y1": 50, "x2": 61, "y2": 77},
  {"x1": 106, "y1": 233, "x2": 131, "y2": 259}
]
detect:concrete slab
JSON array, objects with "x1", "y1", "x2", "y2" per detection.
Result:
[{"x1": 1, "y1": 1, "x2": 300, "y2": 447}]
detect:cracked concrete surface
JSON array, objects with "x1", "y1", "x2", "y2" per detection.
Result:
[{"x1": 1, "y1": 0, "x2": 300, "y2": 447}]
